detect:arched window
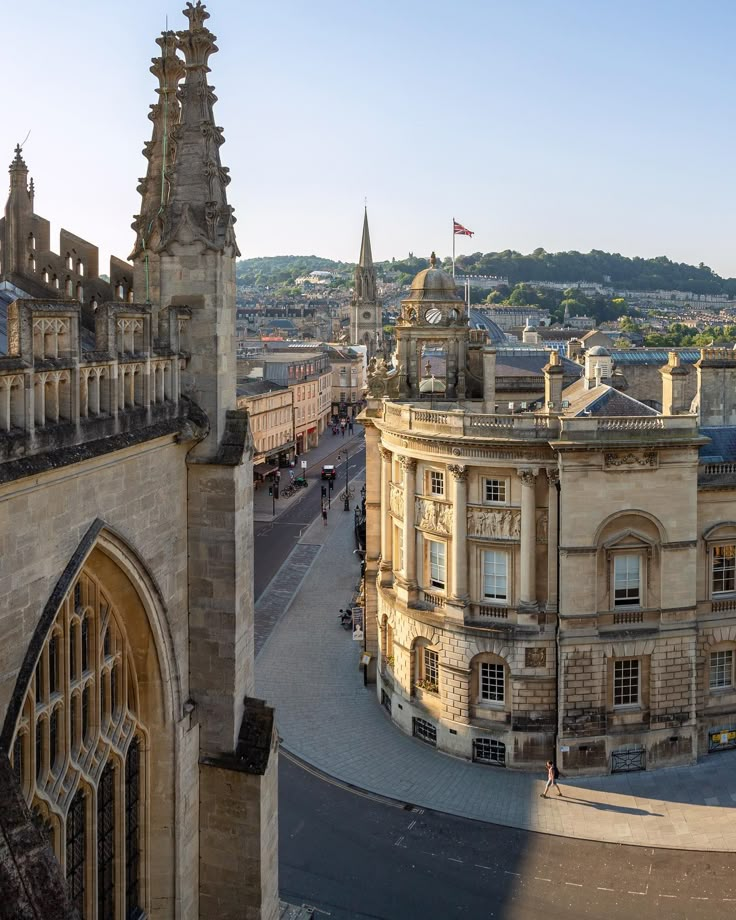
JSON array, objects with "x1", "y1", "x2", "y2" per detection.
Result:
[
  {"x1": 413, "y1": 637, "x2": 439, "y2": 693},
  {"x1": 9, "y1": 569, "x2": 147, "y2": 920}
]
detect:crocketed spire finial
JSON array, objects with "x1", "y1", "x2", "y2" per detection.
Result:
[{"x1": 182, "y1": 1, "x2": 210, "y2": 30}]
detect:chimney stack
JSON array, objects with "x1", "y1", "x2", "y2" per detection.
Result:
[
  {"x1": 659, "y1": 351, "x2": 689, "y2": 415},
  {"x1": 543, "y1": 349, "x2": 564, "y2": 412}
]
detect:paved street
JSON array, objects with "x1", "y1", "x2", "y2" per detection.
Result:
[
  {"x1": 280, "y1": 753, "x2": 735, "y2": 919},
  {"x1": 255, "y1": 471, "x2": 736, "y2": 853},
  {"x1": 253, "y1": 427, "x2": 364, "y2": 600}
]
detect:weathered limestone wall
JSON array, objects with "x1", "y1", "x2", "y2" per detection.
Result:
[
  {"x1": 199, "y1": 746, "x2": 279, "y2": 920},
  {"x1": 187, "y1": 457, "x2": 255, "y2": 755}
]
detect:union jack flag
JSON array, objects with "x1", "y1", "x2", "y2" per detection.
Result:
[{"x1": 453, "y1": 219, "x2": 474, "y2": 237}]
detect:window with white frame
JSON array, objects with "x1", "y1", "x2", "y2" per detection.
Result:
[
  {"x1": 710, "y1": 649, "x2": 734, "y2": 690},
  {"x1": 712, "y1": 545, "x2": 736, "y2": 595},
  {"x1": 482, "y1": 551, "x2": 508, "y2": 602},
  {"x1": 428, "y1": 540, "x2": 446, "y2": 589},
  {"x1": 484, "y1": 478, "x2": 507, "y2": 504},
  {"x1": 423, "y1": 648, "x2": 439, "y2": 685},
  {"x1": 414, "y1": 641, "x2": 439, "y2": 691},
  {"x1": 429, "y1": 469, "x2": 444, "y2": 496},
  {"x1": 479, "y1": 662, "x2": 505, "y2": 703},
  {"x1": 613, "y1": 658, "x2": 640, "y2": 706},
  {"x1": 613, "y1": 554, "x2": 641, "y2": 607}
]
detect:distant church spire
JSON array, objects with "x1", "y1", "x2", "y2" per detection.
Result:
[
  {"x1": 359, "y1": 206, "x2": 373, "y2": 268},
  {"x1": 350, "y1": 207, "x2": 382, "y2": 355}
]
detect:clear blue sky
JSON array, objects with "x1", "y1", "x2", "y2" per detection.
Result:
[{"x1": 5, "y1": 0, "x2": 736, "y2": 275}]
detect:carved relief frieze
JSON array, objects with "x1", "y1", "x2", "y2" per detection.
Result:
[
  {"x1": 467, "y1": 506, "x2": 521, "y2": 540},
  {"x1": 603, "y1": 450, "x2": 658, "y2": 470},
  {"x1": 415, "y1": 497, "x2": 453, "y2": 535},
  {"x1": 389, "y1": 482, "x2": 404, "y2": 520},
  {"x1": 536, "y1": 510, "x2": 548, "y2": 543}
]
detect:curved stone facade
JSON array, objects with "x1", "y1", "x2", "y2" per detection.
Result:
[{"x1": 360, "y1": 262, "x2": 736, "y2": 776}]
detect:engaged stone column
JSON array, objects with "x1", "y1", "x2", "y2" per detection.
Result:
[
  {"x1": 401, "y1": 456, "x2": 417, "y2": 584},
  {"x1": 380, "y1": 446, "x2": 393, "y2": 582},
  {"x1": 546, "y1": 468, "x2": 559, "y2": 612},
  {"x1": 448, "y1": 464, "x2": 468, "y2": 612},
  {"x1": 518, "y1": 468, "x2": 538, "y2": 610}
]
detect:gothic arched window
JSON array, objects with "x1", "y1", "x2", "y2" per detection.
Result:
[{"x1": 9, "y1": 569, "x2": 147, "y2": 920}]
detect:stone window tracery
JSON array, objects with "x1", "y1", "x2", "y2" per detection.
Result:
[{"x1": 9, "y1": 569, "x2": 146, "y2": 920}]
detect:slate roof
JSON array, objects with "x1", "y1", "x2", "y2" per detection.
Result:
[
  {"x1": 495, "y1": 347, "x2": 582, "y2": 380},
  {"x1": 561, "y1": 377, "x2": 659, "y2": 417},
  {"x1": 610, "y1": 348, "x2": 700, "y2": 365},
  {"x1": 699, "y1": 426, "x2": 736, "y2": 462},
  {"x1": 236, "y1": 378, "x2": 288, "y2": 398}
]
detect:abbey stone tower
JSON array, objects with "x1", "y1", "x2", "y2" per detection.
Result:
[
  {"x1": 349, "y1": 209, "x2": 383, "y2": 355},
  {"x1": 0, "y1": 5, "x2": 279, "y2": 919}
]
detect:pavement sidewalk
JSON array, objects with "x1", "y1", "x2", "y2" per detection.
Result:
[
  {"x1": 255, "y1": 478, "x2": 736, "y2": 852},
  {"x1": 253, "y1": 426, "x2": 362, "y2": 522}
]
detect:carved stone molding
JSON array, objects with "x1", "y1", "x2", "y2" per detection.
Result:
[
  {"x1": 603, "y1": 450, "x2": 658, "y2": 469},
  {"x1": 398, "y1": 455, "x2": 417, "y2": 472},
  {"x1": 546, "y1": 468, "x2": 560, "y2": 485},
  {"x1": 389, "y1": 483, "x2": 404, "y2": 520},
  {"x1": 448, "y1": 464, "x2": 467, "y2": 482},
  {"x1": 467, "y1": 506, "x2": 521, "y2": 540},
  {"x1": 415, "y1": 497, "x2": 453, "y2": 535},
  {"x1": 379, "y1": 446, "x2": 392, "y2": 462}
]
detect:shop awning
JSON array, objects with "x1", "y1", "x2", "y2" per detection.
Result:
[{"x1": 253, "y1": 463, "x2": 279, "y2": 479}]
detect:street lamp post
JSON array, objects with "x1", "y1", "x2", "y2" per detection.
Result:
[{"x1": 343, "y1": 447, "x2": 350, "y2": 511}]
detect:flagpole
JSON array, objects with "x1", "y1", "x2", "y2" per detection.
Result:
[{"x1": 452, "y1": 217, "x2": 455, "y2": 279}]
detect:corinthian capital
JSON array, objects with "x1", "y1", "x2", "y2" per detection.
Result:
[
  {"x1": 379, "y1": 446, "x2": 392, "y2": 462},
  {"x1": 517, "y1": 468, "x2": 537, "y2": 487},
  {"x1": 399, "y1": 455, "x2": 417, "y2": 472},
  {"x1": 447, "y1": 464, "x2": 467, "y2": 481},
  {"x1": 546, "y1": 468, "x2": 560, "y2": 485}
]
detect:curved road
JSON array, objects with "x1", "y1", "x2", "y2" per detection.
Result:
[{"x1": 280, "y1": 753, "x2": 736, "y2": 920}]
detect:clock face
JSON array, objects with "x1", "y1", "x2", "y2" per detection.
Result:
[{"x1": 363, "y1": 311, "x2": 372, "y2": 319}]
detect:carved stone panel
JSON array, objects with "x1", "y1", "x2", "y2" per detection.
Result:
[
  {"x1": 467, "y1": 506, "x2": 521, "y2": 540},
  {"x1": 603, "y1": 450, "x2": 658, "y2": 470},
  {"x1": 415, "y1": 497, "x2": 453, "y2": 535},
  {"x1": 389, "y1": 482, "x2": 404, "y2": 520},
  {"x1": 525, "y1": 647, "x2": 547, "y2": 668},
  {"x1": 536, "y1": 510, "x2": 548, "y2": 543}
]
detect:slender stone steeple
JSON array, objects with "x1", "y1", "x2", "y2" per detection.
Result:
[
  {"x1": 350, "y1": 207, "x2": 382, "y2": 356},
  {"x1": 2, "y1": 146, "x2": 33, "y2": 277},
  {"x1": 130, "y1": 30, "x2": 185, "y2": 300},
  {"x1": 130, "y1": 0, "x2": 240, "y2": 452}
]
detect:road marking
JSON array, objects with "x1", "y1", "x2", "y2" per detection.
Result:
[
  {"x1": 394, "y1": 836, "x2": 406, "y2": 847},
  {"x1": 597, "y1": 887, "x2": 614, "y2": 892},
  {"x1": 475, "y1": 865, "x2": 492, "y2": 870},
  {"x1": 565, "y1": 882, "x2": 583, "y2": 888},
  {"x1": 690, "y1": 897, "x2": 708, "y2": 901},
  {"x1": 305, "y1": 907, "x2": 332, "y2": 917},
  {"x1": 407, "y1": 819, "x2": 417, "y2": 831},
  {"x1": 628, "y1": 891, "x2": 647, "y2": 896},
  {"x1": 535, "y1": 877, "x2": 552, "y2": 883},
  {"x1": 448, "y1": 857, "x2": 463, "y2": 863},
  {"x1": 659, "y1": 894, "x2": 677, "y2": 899},
  {"x1": 505, "y1": 871, "x2": 521, "y2": 877}
]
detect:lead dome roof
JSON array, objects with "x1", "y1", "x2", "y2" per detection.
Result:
[{"x1": 405, "y1": 252, "x2": 462, "y2": 303}]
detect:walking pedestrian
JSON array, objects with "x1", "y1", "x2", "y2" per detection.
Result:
[
  {"x1": 341, "y1": 426, "x2": 345, "y2": 437},
  {"x1": 348, "y1": 421, "x2": 354, "y2": 433},
  {"x1": 540, "y1": 760, "x2": 562, "y2": 798},
  {"x1": 321, "y1": 506, "x2": 328, "y2": 526}
]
